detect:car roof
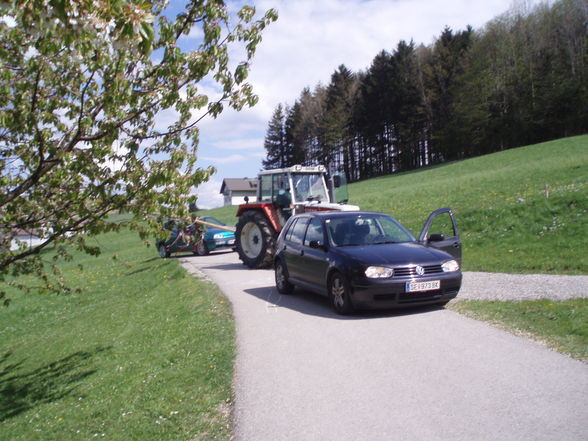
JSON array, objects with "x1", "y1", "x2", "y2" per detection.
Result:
[{"x1": 296, "y1": 211, "x2": 391, "y2": 219}]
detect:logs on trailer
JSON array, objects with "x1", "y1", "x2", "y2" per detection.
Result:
[{"x1": 193, "y1": 218, "x2": 236, "y2": 233}]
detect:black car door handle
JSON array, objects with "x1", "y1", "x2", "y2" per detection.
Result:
[{"x1": 300, "y1": 250, "x2": 304, "y2": 256}]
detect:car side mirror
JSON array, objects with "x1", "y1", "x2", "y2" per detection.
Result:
[
  {"x1": 309, "y1": 240, "x2": 326, "y2": 250},
  {"x1": 428, "y1": 233, "x2": 445, "y2": 242}
]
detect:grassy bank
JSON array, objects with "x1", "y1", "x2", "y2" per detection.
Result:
[
  {"x1": 3, "y1": 136, "x2": 584, "y2": 440},
  {"x1": 351, "y1": 135, "x2": 588, "y2": 274},
  {"x1": 202, "y1": 136, "x2": 588, "y2": 274},
  {"x1": 0, "y1": 230, "x2": 234, "y2": 441}
]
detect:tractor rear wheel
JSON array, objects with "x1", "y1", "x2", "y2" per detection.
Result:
[{"x1": 236, "y1": 210, "x2": 276, "y2": 268}]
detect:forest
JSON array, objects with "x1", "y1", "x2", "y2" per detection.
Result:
[{"x1": 262, "y1": 0, "x2": 587, "y2": 181}]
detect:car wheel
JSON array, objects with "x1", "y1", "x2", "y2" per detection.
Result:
[
  {"x1": 328, "y1": 272, "x2": 354, "y2": 315},
  {"x1": 275, "y1": 260, "x2": 294, "y2": 294},
  {"x1": 195, "y1": 240, "x2": 209, "y2": 256},
  {"x1": 159, "y1": 244, "x2": 170, "y2": 258}
]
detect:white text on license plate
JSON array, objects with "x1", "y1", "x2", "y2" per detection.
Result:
[{"x1": 406, "y1": 280, "x2": 440, "y2": 292}]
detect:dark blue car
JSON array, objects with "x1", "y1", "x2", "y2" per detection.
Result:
[{"x1": 274, "y1": 209, "x2": 462, "y2": 314}]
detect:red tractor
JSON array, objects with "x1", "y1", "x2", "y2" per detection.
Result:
[{"x1": 235, "y1": 165, "x2": 359, "y2": 268}]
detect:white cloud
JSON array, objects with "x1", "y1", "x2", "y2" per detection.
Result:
[
  {"x1": 247, "y1": 0, "x2": 526, "y2": 117},
  {"x1": 173, "y1": 0, "x2": 548, "y2": 181},
  {"x1": 212, "y1": 137, "x2": 266, "y2": 151},
  {"x1": 193, "y1": 178, "x2": 224, "y2": 209},
  {"x1": 201, "y1": 153, "x2": 250, "y2": 164}
]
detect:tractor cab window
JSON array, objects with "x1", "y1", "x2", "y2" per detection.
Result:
[
  {"x1": 291, "y1": 173, "x2": 328, "y2": 203},
  {"x1": 259, "y1": 175, "x2": 272, "y2": 202},
  {"x1": 272, "y1": 173, "x2": 291, "y2": 207}
]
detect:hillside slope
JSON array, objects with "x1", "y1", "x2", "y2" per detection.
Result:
[
  {"x1": 201, "y1": 136, "x2": 587, "y2": 274},
  {"x1": 351, "y1": 135, "x2": 587, "y2": 274}
]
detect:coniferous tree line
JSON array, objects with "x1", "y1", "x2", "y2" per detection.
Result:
[{"x1": 262, "y1": 0, "x2": 588, "y2": 181}]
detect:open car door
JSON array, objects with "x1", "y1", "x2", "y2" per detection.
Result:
[{"x1": 419, "y1": 207, "x2": 461, "y2": 264}]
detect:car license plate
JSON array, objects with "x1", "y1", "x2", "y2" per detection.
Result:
[{"x1": 406, "y1": 280, "x2": 440, "y2": 292}]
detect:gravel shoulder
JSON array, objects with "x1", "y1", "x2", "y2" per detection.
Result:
[{"x1": 459, "y1": 272, "x2": 588, "y2": 301}]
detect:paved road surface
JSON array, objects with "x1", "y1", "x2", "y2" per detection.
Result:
[{"x1": 181, "y1": 251, "x2": 588, "y2": 441}]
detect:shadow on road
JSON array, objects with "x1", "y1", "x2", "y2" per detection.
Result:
[
  {"x1": 202, "y1": 262, "x2": 251, "y2": 271},
  {"x1": 244, "y1": 285, "x2": 445, "y2": 320}
]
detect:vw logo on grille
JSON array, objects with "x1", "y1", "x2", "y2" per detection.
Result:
[{"x1": 415, "y1": 265, "x2": 425, "y2": 276}]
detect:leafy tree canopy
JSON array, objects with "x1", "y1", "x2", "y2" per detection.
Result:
[{"x1": 0, "y1": 0, "x2": 277, "y2": 302}]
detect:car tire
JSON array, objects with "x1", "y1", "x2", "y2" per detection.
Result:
[
  {"x1": 328, "y1": 272, "x2": 354, "y2": 315},
  {"x1": 236, "y1": 210, "x2": 276, "y2": 268},
  {"x1": 195, "y1": 240, "x2": 209, "y2": 256},
  {"x1": 159, "y1": 244, "x2": 170, "y2": 258},
  {"x1": 275, "y1": 260, "x2": 294, "y2": 294}
]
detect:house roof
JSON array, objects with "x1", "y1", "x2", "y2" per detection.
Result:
[{"x1": 220, "y1": 178, "x2": 257, "y2": 194}]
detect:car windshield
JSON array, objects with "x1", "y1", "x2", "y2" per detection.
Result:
[
  {"x1": 202, "y1": 216, "x2": 225, "y2": 226},
  {"x1": 291, "y1": 173, "x2": 328, "y2": 203},
  {"x1": 326, "y1": 214, "x2": 416, "y2": 247}
]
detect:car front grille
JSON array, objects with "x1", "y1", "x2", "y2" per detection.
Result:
[{"x1": 393, "y1": 264, "x2": 443, "y2": 278}]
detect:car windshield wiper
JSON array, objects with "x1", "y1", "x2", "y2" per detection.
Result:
[{"x1": 372, "y1": 240, "x2": 398, "y2": 244}]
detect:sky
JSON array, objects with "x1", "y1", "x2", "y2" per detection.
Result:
[{"x1": 188, "y1": 0, "x2": 541, "y2": 208}]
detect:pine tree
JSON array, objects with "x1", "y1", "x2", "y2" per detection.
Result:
[
  {"x1": 322, "y1": 65, "x2": 358, "y2": 179},
  {"x1": 262, "y1": 104, "x2": 288, "y2": 169}
]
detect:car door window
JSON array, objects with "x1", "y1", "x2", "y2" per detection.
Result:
[
  {"x1": 289, "y1": 217, "x2": 309, "y2": 245},
  {"x1": 426, "y1": 211, "x2": 457, "y2": 239},
  {"x1": 304, "y1": 218, "x2": 323, "y2": 246},
  {"x1": 285, "y1": 218, "x2": 298, "y2": 242}
]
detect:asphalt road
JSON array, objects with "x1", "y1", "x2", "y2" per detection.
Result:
[{"x1": 181, "y1": 251, "x2": 588, "y2": 441}]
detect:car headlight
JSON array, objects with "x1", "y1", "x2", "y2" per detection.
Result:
[
  {"x1": 213, "y1": 233, "x2": 224, "y2": 239},
  {"x1": 365, "y1": 266, "x2": 394, "y2": 278},
  {"x1": 442, "y1": 260, "x2": 460, "y2": 272}
]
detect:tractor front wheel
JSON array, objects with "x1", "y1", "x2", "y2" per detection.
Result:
[{"x1": 236, "y1": 211, "x2": 276, "y2": 268}]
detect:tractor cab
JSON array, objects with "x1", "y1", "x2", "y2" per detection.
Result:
[
  {"x1": 256, "y1": 165, "x2": 356, "y2": 222},
  {"x1": 235, "y1": 165, "x2": 359, "y2": 268}
]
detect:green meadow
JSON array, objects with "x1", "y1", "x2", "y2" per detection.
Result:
[
  {"x1": 0, "y1": 231, "x2": 234, "y2": 441},
  {"x1": 204, "y1": 136, "x2": 588, "y2": 274},
  {"x1": 1, "y1": 136, "x2": 586, "y2": 440},
  {"x1": 351, "y1": 135, "x2": 588, "y2": 274}
]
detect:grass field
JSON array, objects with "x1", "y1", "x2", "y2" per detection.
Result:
[
  {"x1": 352, "y1": 135, "x2": 588, "y2": 274},
  {"x1": 0, "y1": 231, "x2": 234, "y2": 441},
  {"x1": 201, "y1": 136, "x2": 588, "y2": 274},
  {"x1": 2, "y1": 136, "x2": 586, "y2": 440}
]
